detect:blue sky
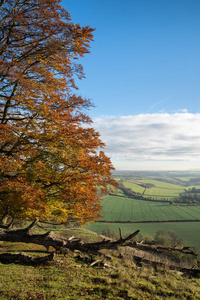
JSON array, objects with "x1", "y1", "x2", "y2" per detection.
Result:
[{"x1": 62, "y1": 0, "x2": 200, "y2": 170}]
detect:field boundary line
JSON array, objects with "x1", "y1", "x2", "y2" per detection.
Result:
[{"x1": 96, "y1": 219, "x2": 200, "y2": 224}]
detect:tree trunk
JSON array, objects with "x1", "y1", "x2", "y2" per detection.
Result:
[{"x1": 0, "y1": 207, "x2": 15, "y2": 229}]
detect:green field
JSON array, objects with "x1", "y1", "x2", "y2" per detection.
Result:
[
  {"x1": 118, "y1": 178, "x2": 200, "y2": 200},
  {"x1": 186, "y1": 185, "x2": 200, "y2": 190},
  {"x1": 88, "y1": 173, "x2": 200, "y2": 251},
  {"x1": 87, "y1": 194, "x2": 200, "y2": 251},
  {"x1": 97, "y1": 195, "x2": 200, "y2": 222},
  {"x1": 133, "y1": 179, "x2": 186, "y2": 199},
  {"x1": 176, "y1": 177, "x2": 193, "y2": 182},
  {"x1": 123, "y1": 181, "x2": 146, "y2": 194},
  {"x1": 144, "y1": 187, "x2": 184, "y2": 199}
]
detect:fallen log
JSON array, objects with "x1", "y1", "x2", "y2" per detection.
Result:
[
  {"x1": 0, "y1": 219, "x2": 140, "y2": 253},
  {"x1": 133, "y1": 255, "x2": 200, "y2": 277},
  {"x1": 75, "y1": 229, "x2": 140, "y2": 252},
  {"x1": 1, "y1": 219, "x2": 199, "y2": 276},
  {"x1": 0, "y1": 218, "x2": 66, "y2": 250},
  {"x1": 0, "y1": 252, "x2": 55, "y2": 265},
  {"x1": 128, "y1": 242, "x2": 197, "y2": 256}
]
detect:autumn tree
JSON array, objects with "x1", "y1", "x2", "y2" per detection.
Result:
[{"x1": 0, "y1": 0, "x2": 116, "y2": 226}]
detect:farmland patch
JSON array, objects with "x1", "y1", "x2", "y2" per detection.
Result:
[
  {"x1": 123, "y1": 181, "x2": 145, "y2": 194},
  {"x1": 98, "y1": 196, "x2": 200, "y2": 222}
]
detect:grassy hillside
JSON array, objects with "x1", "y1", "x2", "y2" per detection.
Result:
[
  {"x1": 123, "y1": 181, "x2": 146, "y2": 194},
  {"x1": 88, "y1": 221, "x2": 200, "y2": 251},
  {"x1": 1, "y1": 228, "x2": 200, "y2": 299}
]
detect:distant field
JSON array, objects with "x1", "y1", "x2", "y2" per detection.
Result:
[
  {"x1": 109, "y1": 187, "x2": 124, "y2": 196},
  {"x1": 123, "y1": 181, "x2": 145, "y2": 194},
  {"x1": 92, "y1": 174, "x2": 200, "y2": 251},
  {"x1": 175, "y1": 177, "x2": 193, "y2": 182},
  {"x1": 185, "y1": 185, "x2": 200, "y2": 190},
  {"x1": 144, "y1": 187, "x2": 184, "y2": 199},
  {"x1": 137, "y1": 179, "x2": 186, "y2": 189},
  {"x1": 120, "y1": 178, "x2": 200, "y2": 200},
  {"x1": 98, "y1": 195, "x2": 200, "y2": 222},
  {"x1": 86, "y1": 194, "x2": 200, "y2": 250}
]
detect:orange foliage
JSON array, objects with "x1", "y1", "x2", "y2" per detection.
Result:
[{"x1": 0, "y1": 0, "x2": 116, "y2": 224}]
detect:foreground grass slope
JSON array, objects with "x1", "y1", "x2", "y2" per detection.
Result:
[{"x1": 1, "y1": 228, "x2": 200, "y2": 300}]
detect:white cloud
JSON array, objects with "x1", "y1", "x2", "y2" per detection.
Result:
[{"x1": 93, "y1": 113, "x2": 200, "y2": 170}]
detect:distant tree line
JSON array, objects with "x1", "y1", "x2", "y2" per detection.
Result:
[
  {"x1": 175, "y1": 193, "x2": 200, "y2": 205},
  {"x1": 187, "y1": 187, "x2": 200, "y2": 193}
]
